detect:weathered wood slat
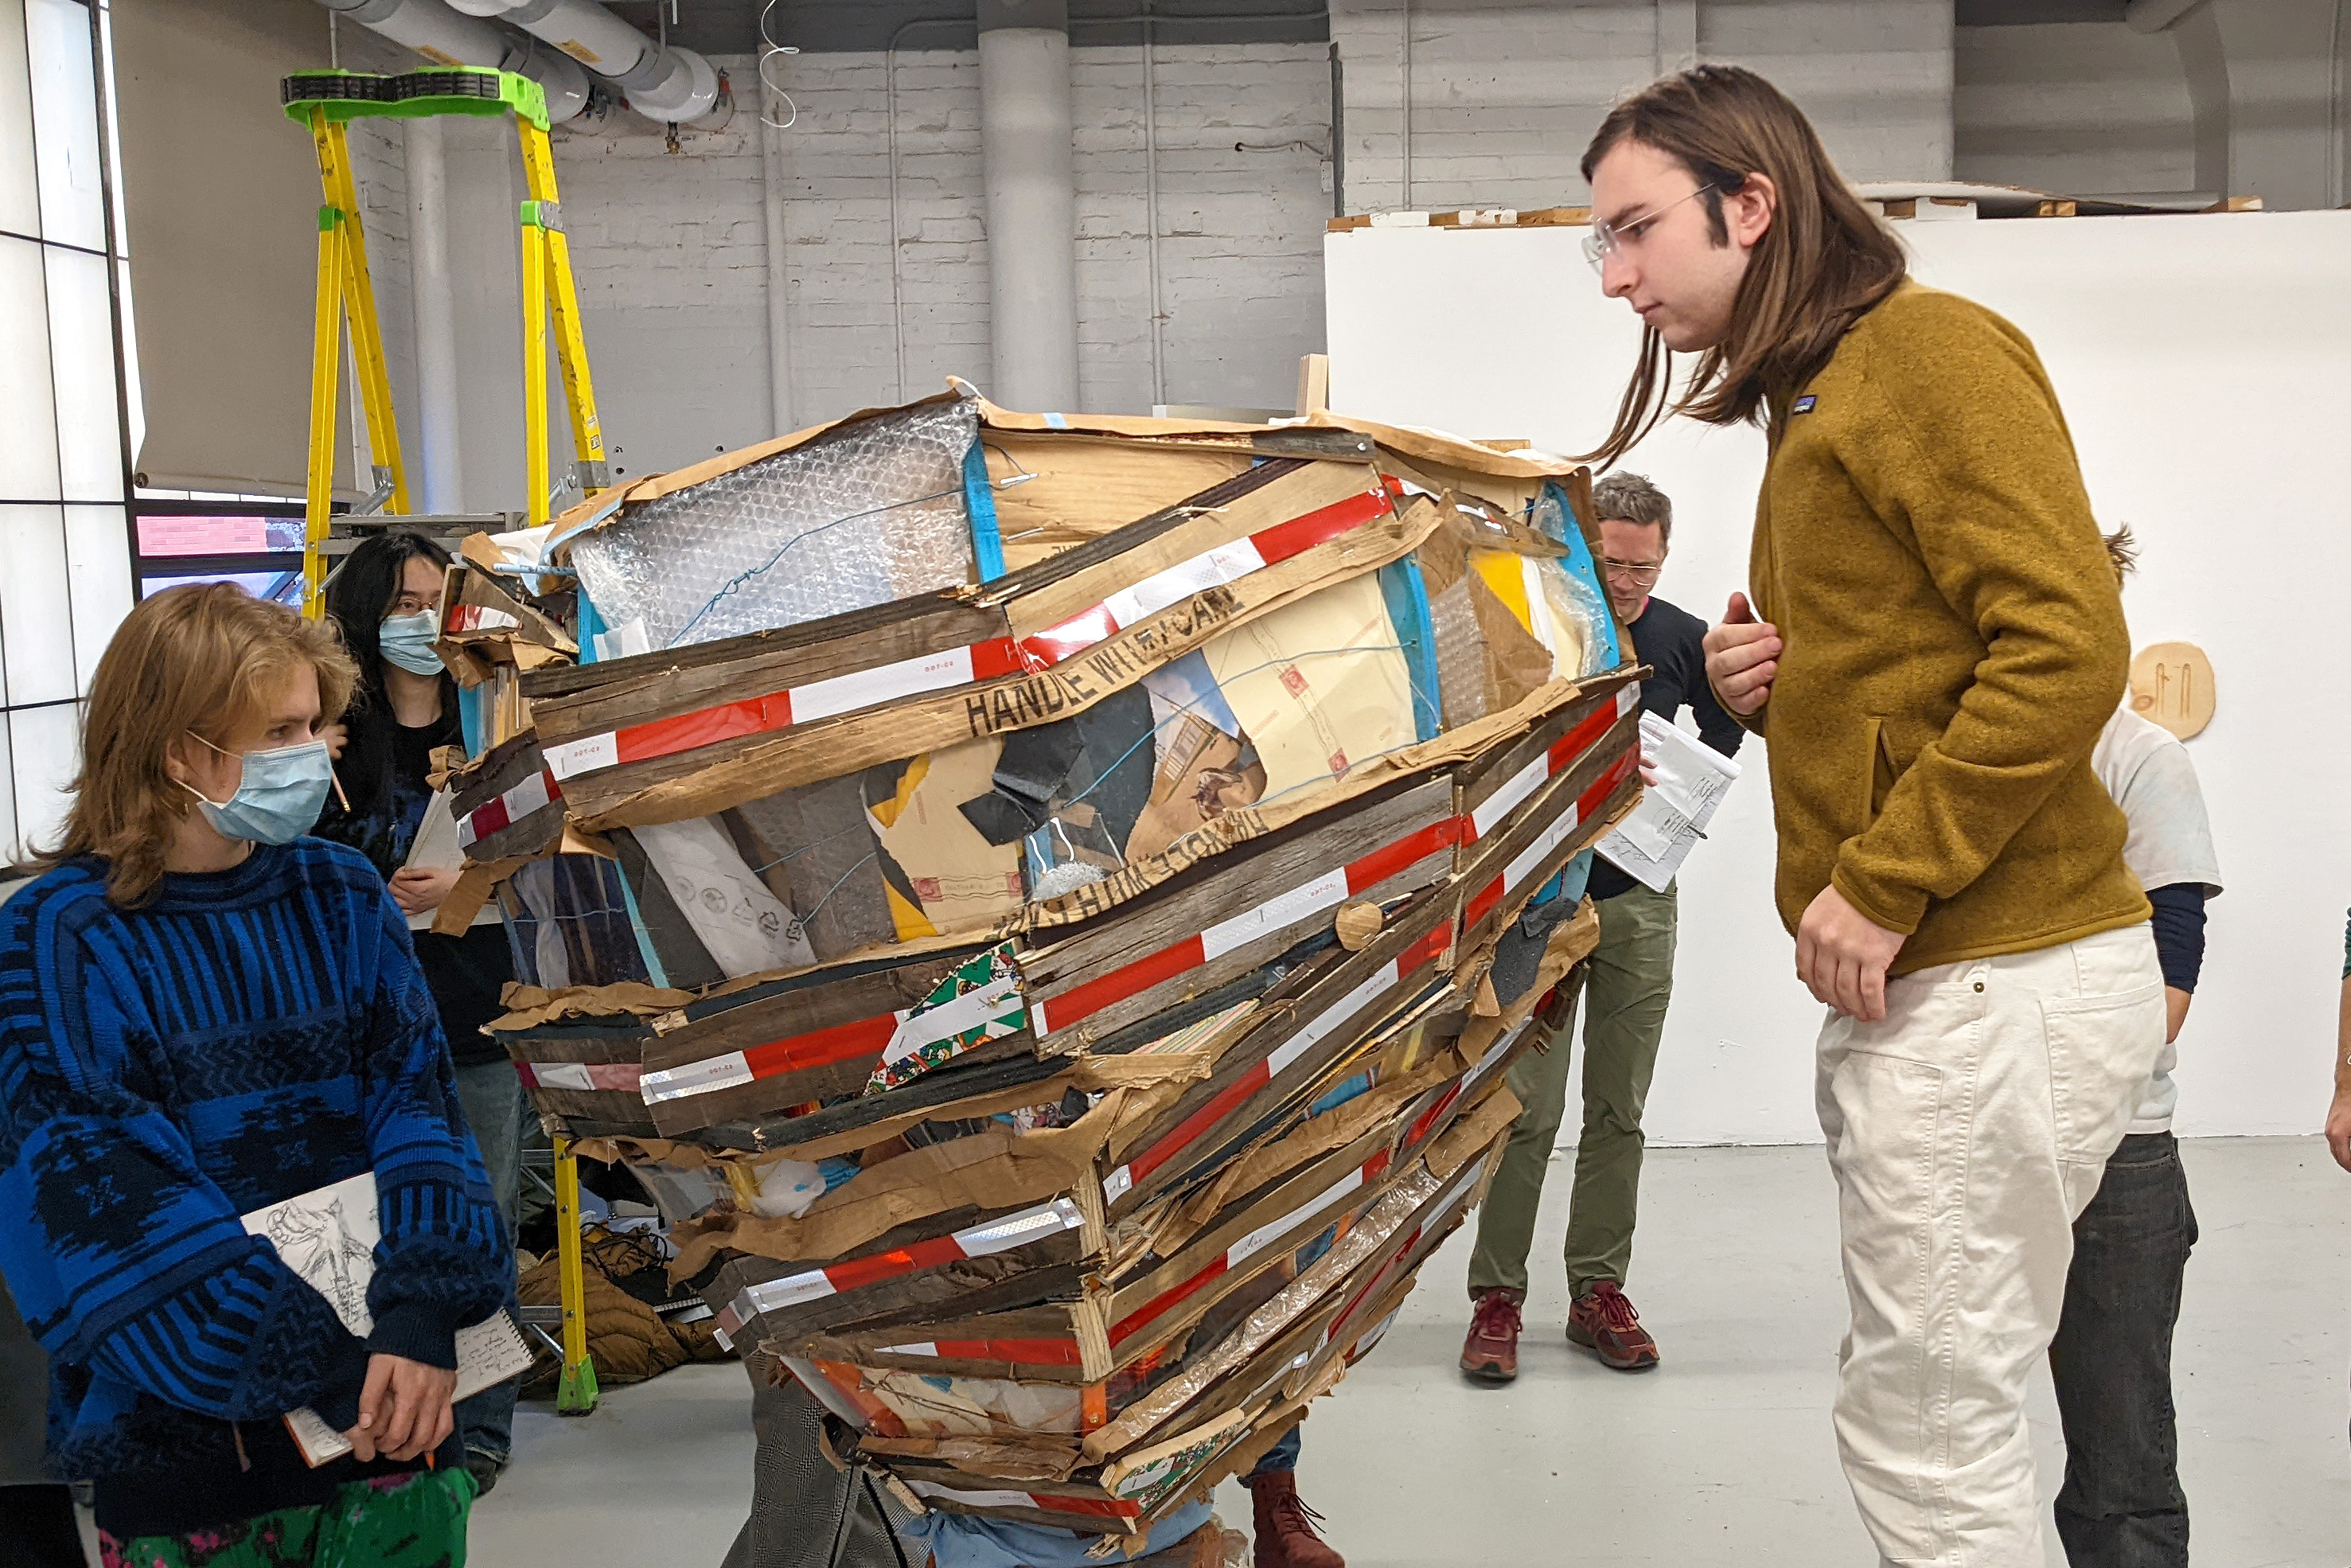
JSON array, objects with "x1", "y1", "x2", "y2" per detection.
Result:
[
  {"x1": 554, "y1": 497, "x2": 1444, "y2": 829},
  {"x1": 1019, "y1": 774, "x2": 1450, "y2": 991},
  {"x1": 712, "y1": 1213, "x2": 1094, "y2": 1347},
  {"x1": 1000, "y1": 459, "x2": 1383, "y2": 638},
  {"x1": 640, "y1": 946, "x2": 1014, "y2": 1137},
  {"x1": 1100, "y1": 884, "x2": 1460, "y2": 1217},
  {"x1": 529, "y1": 599, "x2": 1011, "y2": 744}
]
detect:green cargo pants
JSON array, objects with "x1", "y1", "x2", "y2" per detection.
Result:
[{"x1": 1468, "y1": 880, "x2": 1678, "y2": 1299}]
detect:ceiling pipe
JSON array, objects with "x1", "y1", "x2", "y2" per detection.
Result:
[
  {"x1": 313, "y1": 0, "x2": 591, "y2": 121},
  {"x1": 445, "y1": 0, "x2": 719, "y2": 121}
]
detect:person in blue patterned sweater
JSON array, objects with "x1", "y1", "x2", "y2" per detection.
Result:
[{"x1": 0, "y1": 583, "x2": 510, "y2": 1564}]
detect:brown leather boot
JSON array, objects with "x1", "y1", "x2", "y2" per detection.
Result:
[
  {"x1": 1566, "y1": 1279, "x2": 1660, "y2": 1370},
  {"x1": 1247, "y1": 1469, "x2": 1343, "y2": 1568},
  {"x1": 1459, "y1": 1286, "x2": 1522, "y2": 1383}
]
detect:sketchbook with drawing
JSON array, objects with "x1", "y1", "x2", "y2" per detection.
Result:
[{"x1": 241, "y1": 1170, "x2": 531, "y2": 1466}]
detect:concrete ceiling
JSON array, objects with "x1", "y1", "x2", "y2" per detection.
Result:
[{"x1": 601, "y1": 0, "x2": 1329, "y2": 55}]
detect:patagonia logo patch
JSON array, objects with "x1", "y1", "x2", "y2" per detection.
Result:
[{"x1": 1792, "y1": 395, "x2": 1818, "y2": 415}]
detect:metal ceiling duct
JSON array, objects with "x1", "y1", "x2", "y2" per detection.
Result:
[
  {"x1": 313, "y1": 0, "x2": 592, "y2": 122},
  {"x1": 443, "y1": 0, "x2": 719, "y2": 121}
]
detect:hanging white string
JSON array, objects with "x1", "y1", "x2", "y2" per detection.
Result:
[{"x1": 758, "y1": 0, "x2": 801, "y2": 131}]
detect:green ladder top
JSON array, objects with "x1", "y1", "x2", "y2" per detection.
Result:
[{"x1": 282, "y1": 67, "x2": 549, "y2": 131}]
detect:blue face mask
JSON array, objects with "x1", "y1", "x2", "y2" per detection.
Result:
[
  {"x1": 181, "y1": 735, "x2": 335, "y2": 845},
  {"x1": 379, "y1": 610, "x2": 444, "y2": 677}
]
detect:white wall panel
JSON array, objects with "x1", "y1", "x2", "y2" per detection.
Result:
[
  {"x1": 0, "y1": 504, "x2": 75, "y2": 708},
  {"x1": 0, "y1": 718, "x2": 15, "y2": 860},
  {"x1": 0, "y1": 0, "x2": 37, "y2": 236},
  {"x1": 0, "y1": 235, "x2": 60, "y2": 500},
  {"x1": 1326, "y1": 210, "x2": 2351, "y2": 1141},
  {"x1": 26, "y1": 0, "x2": 101, "y2": 250},
  {"x1": 7, "y1": 699, "x2": 77, "y2": 856},
  {"x1": 45, "y1": 242, "x2": 120, "y2": 500},
  {"x1": 2, "y1": 0, "x2": 131, "y2": 861},
  {"x1": 64, "y1": 502, "x2": 129, "y2": 692}
]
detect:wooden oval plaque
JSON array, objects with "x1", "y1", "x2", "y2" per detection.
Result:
[{"x1": 2128, "y1": 641, "x2": 2215, "y2": 740}]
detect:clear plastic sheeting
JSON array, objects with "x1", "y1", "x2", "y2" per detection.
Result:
[
  {"x1": 570, "y1": 399, "x2": 982, "y2": 651},
  {"x1": 1526, "y1": 485, "x2": 1620, "y2": 678}
]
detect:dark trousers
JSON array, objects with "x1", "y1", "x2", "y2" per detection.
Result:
[{"x1": 2049, "y1": 1131, "x2": 2197, "y2": 1568}]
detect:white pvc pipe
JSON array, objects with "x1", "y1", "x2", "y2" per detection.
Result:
[
  {"x1": 446, "y1": 0, "x2": 718, "y2": 120},
  {"x1": 313, "y1": 0, "x2": 589, "y2": 122},
  {"x1": 978, "y1": 23, "x2": 1080, "y2": 412},
  {"x1": 2127, "y1": 0, "x2": 2215, "y2": 33},
  {"x1": 404, "y1": 116, "x2": 462, "y2": 513}
]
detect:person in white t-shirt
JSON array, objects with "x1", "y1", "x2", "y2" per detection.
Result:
[{"x1": 2047, "y1": 526, "x2": 2222, "y2": 1568}]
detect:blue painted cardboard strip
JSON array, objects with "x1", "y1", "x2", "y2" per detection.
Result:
[
  {"x1": 1377, "y1": 556, "x2": 1442, "y2": 742},
  {"x1": 964, "y1": 437, "x2": 1008, "y2": 583}
]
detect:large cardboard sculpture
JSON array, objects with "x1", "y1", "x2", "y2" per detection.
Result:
[{"x1": 445, "y1": 385, "x2": 1643, "y2": 1558}]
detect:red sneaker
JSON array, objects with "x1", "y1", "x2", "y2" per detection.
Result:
[
  {"x1": 1459, "y1": 1287, "x2": 1522, "y2": 1383},
  {"x1": 1246, "y1": 1469, "x2": 1344, "y2": 1568},
  {"x1": 1566, "y1": 1280, "x2": 1660, "y2": 1370}
]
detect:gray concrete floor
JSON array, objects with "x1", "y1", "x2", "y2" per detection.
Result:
[{"x1": 468, "y1": 1137, "x2": 2351, "y2": 1567}]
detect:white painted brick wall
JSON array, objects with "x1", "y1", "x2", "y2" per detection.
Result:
[
  {"x1": 335, "y1": 6, "x2": 1992, "y2": 511},
  {"x1": 1331, "y1": 0, "x2": 1954, "y2": 213},
  {"x1": 361, "y1": 41, "x2": 1337, "y2": 501}
]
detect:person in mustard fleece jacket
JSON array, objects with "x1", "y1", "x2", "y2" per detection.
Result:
[{"x1": 1574, "y1": 67, "x2": 2166, "y2": 1567}]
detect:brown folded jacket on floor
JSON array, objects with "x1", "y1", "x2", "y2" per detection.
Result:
[{"x1": 518, "y1": 1230, "x2": 733, "y2": 1393}]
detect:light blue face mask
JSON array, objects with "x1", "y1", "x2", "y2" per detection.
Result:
[
  {"x1": 180, "y1": 734, "x2": 335, "y2": 845},
  {"x1": 379, "y1": 610, "x2": 444, "y2": 677}
]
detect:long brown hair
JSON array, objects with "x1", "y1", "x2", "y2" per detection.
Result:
[
  {"x1": 1576, "y1": 65, "x2": 1907, "y2": 467},
  {"x1": 48, "y1": 583, "x2": 357, "y2": 907}
]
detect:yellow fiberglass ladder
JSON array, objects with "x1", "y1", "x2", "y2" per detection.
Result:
[{"x1": 281, "y1": 64, "x2": 607, "y2": 1416}]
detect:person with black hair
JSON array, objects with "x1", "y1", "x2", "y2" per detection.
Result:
[{"x1": 316, "y1": 528, "x2": 524, "y2": 1492}]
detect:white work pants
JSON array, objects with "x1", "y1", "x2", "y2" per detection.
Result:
[{"x1": 1816, "y1": 923, "x2": 2166, "y2": 1567}]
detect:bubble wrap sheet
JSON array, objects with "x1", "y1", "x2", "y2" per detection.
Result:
[{"x1": 571, "y1": 399, "x2": 981, "y2": 651}]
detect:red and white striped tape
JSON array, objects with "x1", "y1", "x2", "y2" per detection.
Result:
[
  {"x1": 542, "y1": 485, "x2": 1394, "y2": 783},
  {"x1": 637, "y1": 975, "x2": 1026, "y2": 1106},
  {"x1": 1465, "y1": 684, "x2": 1638, "y2": 843},
  {"x1": 714, "y1": 1197, "x2": 1084, "y2": 1339},
  {"x1": 544, "y1": 641, "x2": 1027, "y2": 782},
  {"x1": 1462, "y1": 746, "x2": 1640, "y2": 931},
  {"x1": 1319, "y1": 1158, "x2": 1486, "y2": 1352},
  {"x1": 454, "y1": 766, "x2": 561, "y2": 849},
  {"x1": 1016, "y1": 486, "x2": 1391, "y2": 666},
  {"x1": 1398, "y1": 1012, "x2": 1536, "y2": 1153},
  {"x1": 1105, "y1": 1149, "x2": 1394, "y2": 1348},
  {"x1": 905, "y1": 1477, "x2": 1141, "y2": 1521},
  {"x1": 1100, "y1": 922, "x2": 1450, "y2": 1205},
  {"x1": 872, "y1": 1334, "x2": 1085, "y2": 1367},
  {"x1": 1036, "y1": 686, "x2": 1640, "y2": 1041},
  {"x1": 1032, "y1": 816, "x2": 1460, "y2": 1039},
  {"x1": 513, "y1": 1059, "x2": 643, "y2": 1094}
]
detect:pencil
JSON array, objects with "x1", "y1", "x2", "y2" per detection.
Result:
[{"x1": 329, "y1": 765, "x2": 350, "y2": 813}]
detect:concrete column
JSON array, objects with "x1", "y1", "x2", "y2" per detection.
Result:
[
  {"x1": 759, "y1": 72, "x2": 794, "y2": 437},
  {"x1": 977, "y1": 0, "x2": 1078, "y2": 413},
  {"x1": 2167, "y1": 0, "x2": 2344, "y2": 209},
  {"x1": 404, "y1": 116, "x2": 462, "y2": 513},
  {"x1": 1654, "y1": 0, "x2": 1698, "y2": 80}
]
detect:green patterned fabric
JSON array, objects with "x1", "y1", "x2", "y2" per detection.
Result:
[{"x1": 99, "y1": 1469, "x2": 475, "y2": 1568}]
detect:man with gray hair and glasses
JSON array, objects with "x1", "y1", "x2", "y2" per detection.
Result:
[{"x1": 1460, "y1": 471, "x2": 1745, "y2": 1381}]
